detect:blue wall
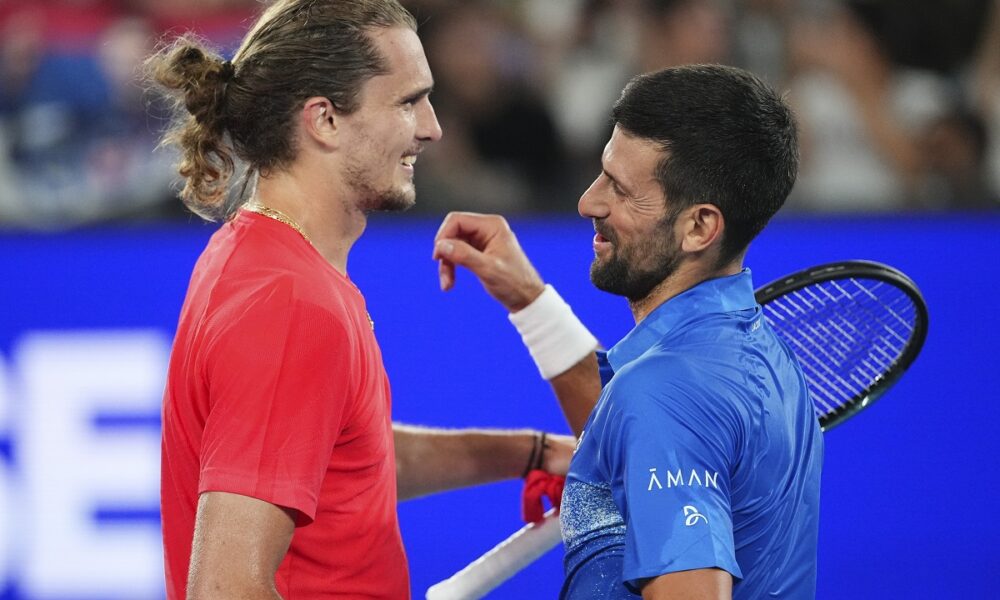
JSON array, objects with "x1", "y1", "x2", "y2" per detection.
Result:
[{"x1": 0, "y1": 213, "x2": 997, "y2": 598}]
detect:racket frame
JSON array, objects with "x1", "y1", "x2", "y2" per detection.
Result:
[{"x1": 754, "y1": 260, "x2": 928, "y2": 431}]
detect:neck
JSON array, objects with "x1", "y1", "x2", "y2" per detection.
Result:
[
  {"x1": 627, "y1": 258, "x2": 742, "y2": 324},
  {"x1": 251, "y1": 164, "x2": 367, "y2": 275}
]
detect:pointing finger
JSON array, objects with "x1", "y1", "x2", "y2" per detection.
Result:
[{"x1": 438, "y1": 258, "x2": 455, "y2": 291}]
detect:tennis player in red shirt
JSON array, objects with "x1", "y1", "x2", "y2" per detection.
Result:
[{"x1": 146, "y1": 1, "x2": 574, "y2": 598}]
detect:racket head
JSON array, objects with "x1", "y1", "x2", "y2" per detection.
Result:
[{"x1": 754, "y1": 260, "x2": 928, "y2": 431}]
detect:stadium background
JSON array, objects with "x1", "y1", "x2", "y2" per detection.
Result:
[{"x1": 0, "y1": 0, "x2": 998, "y2": 598}]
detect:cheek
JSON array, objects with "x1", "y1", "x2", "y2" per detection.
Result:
[
  {"x1": 397, "y1": 110, "x2": 416, "y2": 136},
  {"x1": 387, "y1": 117, "x2": 414, "y2": 154},
  {"x1": 616, "y1": 213, "x2": 649, "y2": 243},
  {"x1": 623, "y1": 220, "x2": 672, "y2": 258}
]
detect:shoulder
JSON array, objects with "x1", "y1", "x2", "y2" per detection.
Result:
[
  {"x1": 203, "y1": 268, "x2": 356, "y2": 354},
  {"x1": 590, "y1": 351, "x2": 743, "y2": 472},
  {"x1": 604, "y1": 348, "x2": 744, "y2": 433},
  {"x1": 607, "y1": 350, "x2": 701, "y2": 405},
  {"x1": 202, "y1": 223, "x2": 357, "y2": 324},
  {"x1": 211, "y1": 212, "x2": 347, "y2": 297}
]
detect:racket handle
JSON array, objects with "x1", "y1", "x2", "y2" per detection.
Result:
[{"x1": 425, "y1": 509, "x2": 562, "y2": 600}]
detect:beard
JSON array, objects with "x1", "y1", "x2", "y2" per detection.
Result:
[
  {"x1": 342, "y1": 138, "x2": 418, "y2": 214},
  {"x1": 356, "y1": 182, "x2": 415, "y2": 214},
  {"x1": 345, "y1": 167, "x2": 416, "y2": 214},
  {"x1": 589, "y1": 213, "x2": 682, "y2": 302}
]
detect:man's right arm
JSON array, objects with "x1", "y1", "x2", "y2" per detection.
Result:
[
  {"x1": 433, "y1": 212, "x2": 602, "y2": 436},
  {"x1": 187, "y1": 492, "x2": 296, "y2": 600}
]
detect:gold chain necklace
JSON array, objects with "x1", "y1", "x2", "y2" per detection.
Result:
[
  {"x1": 242, "y1": 201, "x2": 374, "y2": 331},
  {"x1": 243, "y1": 201, "x2": 311, "y2": 244}
]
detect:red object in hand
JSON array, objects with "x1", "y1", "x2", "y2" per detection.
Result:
[{"x1": 521, "y1": 470, "x2": 566, "y2": 524}]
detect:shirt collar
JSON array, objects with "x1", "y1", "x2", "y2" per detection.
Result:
[{"x1": 606, "y1": 269, "x2": 758, "y2": 371}]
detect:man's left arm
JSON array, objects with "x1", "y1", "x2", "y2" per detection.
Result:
[{"x1": 393, "y1": 424, "x2": 574, "y2": 500}]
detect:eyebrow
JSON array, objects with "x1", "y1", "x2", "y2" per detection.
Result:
[{"x1": 400, "y1": 85, "x2": 434, "y2": 105}]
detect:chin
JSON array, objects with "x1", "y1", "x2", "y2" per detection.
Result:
[{"x1": 364, "y1": 188, "x2": 415, "y2": 214}]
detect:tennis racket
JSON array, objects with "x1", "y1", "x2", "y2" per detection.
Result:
[
  {"x1": 753, "y1": 260, "x2": 928, "y2": 431},
  {"x1": 427, "y1": 259, "x2": 929, "y2": 599}
]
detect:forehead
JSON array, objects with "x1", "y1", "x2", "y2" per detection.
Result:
[
  {"x1": 602, "y1": 125, "x2": 664, "y2": 184},
  {"x1": 362, "y1": 26, "x2": 433, "y2": 99}
]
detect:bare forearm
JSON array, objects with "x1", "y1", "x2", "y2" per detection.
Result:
[
  {"x1": 394, "y1": 425, "x2": 537, "y2": 500},
  {"x1": 189, "y1": 577, "x2": 283, "y2": 600},
  {"x1": 548, "y1": 352, "x2": 602, "y2": 437},
  {"x1": 187, "y1": 492, "x2": 294, "y2": 600}
]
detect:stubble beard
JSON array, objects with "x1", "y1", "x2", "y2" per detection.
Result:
[
  {"x1": 357, "y1": 182, "x2": 415, "y2": 214},
  {"x1": 344, "y1": 163, "x2": 416, "y2": 215},
  {"x1": 342, "y1": 129, "x2": 418, "y2": 214}
]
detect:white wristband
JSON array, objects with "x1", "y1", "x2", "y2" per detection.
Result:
[{"x1": 508, "y1": 285, "x2": 599, "y2": 380}]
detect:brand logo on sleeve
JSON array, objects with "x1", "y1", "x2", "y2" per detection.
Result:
[
  {"x1": 647, "y1": 468, "x2": 720, "y2": 491},
  {"x1": 683, "y1": 505, "x2": 708, "y2": 526}
]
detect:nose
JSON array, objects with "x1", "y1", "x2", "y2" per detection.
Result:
[
  {"x1": 578, "y1": 175, "x2": 608, "y2": 219},
  {"x1": 418, "y1": 99, "x2": 443, "y2": 143}
]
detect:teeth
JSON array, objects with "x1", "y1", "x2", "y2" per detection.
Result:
[{"x1": 401, "y1": 155, "x2": 416, "y2": 167}]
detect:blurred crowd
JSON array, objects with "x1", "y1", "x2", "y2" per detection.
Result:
[{"x1": 0, "y1": 0, "x2": 998, "y2": 227}]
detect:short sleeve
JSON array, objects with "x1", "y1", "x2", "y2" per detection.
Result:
[
  {"x1": 198, "y1": 277, "x2": 356, "y2": 524},
  {"x1": 600, "y1": 367, "x2": 743, "y2": 590}
]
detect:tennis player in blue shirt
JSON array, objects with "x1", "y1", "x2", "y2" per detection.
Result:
[{"x1": 434, "y1": 64, "x2": 823, "y2": 599}]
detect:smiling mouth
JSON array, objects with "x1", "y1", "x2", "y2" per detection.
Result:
[
  {"x1": 594, "y1": 222, "x2": 615, "y2": 244},
  {"x1": 401, "y1": 155, "x2": 416, "y2": 167}
]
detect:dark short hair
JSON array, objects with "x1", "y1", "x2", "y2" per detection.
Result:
[
  {"x1": 146, "y1": 0, "x2": 417, "y2": 220},
  {"x1": 611, "y1": 64, "x2": 799, "y2": 264}
]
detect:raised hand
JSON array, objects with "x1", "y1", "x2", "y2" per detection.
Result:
[{"x1": 432, "y1": 211, "x2": 546, "y2": 312}]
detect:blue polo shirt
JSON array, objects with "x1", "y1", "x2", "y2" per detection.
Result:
[{"x1": 560, "y1": 270, "x2": 823, "y2": 599}]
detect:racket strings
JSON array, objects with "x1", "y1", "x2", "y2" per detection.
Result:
[
  {"x1": 766, "y1": 310, "x2": 859, "y2": 414},
  {"x1": 762, "y1": 277, "x2": 918, "y2": 419},
  {"x1": 767, "y1": 293, "x2": 865, "y2": 410},
  {"x1": 781, "y1": 279, "x2": 914, "y2": 413}
]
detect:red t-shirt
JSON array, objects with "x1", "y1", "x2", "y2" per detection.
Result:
[{"x1": 161, "y1": 210, "x2": 409, "y2": 599}]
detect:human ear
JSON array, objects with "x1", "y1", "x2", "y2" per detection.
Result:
[
  {"x1": 679, "y1": 204, "x2": 724, "y2": 253},
  {"x1": 301, "y1": 96, "x2": 337, "y2": 148}
]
